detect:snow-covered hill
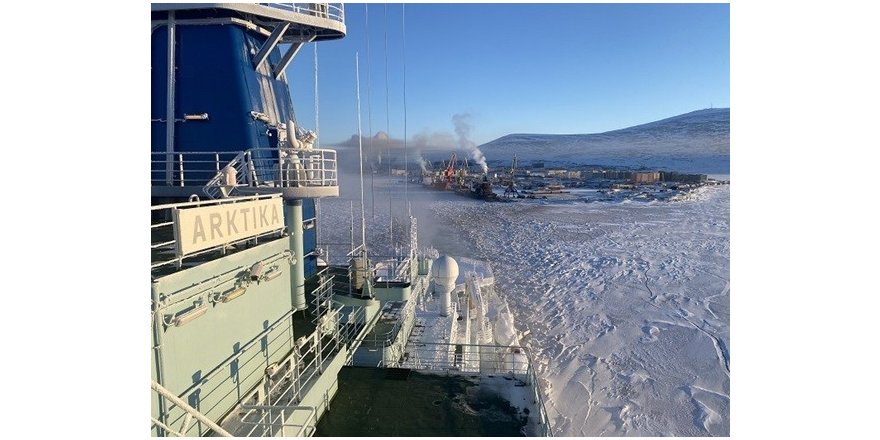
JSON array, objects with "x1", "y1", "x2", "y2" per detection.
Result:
[{"x1": 480, "y1": 108, "x2": 729, "y2": 173}]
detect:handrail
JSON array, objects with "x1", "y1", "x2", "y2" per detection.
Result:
[
  {"x1": 375, "y1": 300, "x2": 416, "y2": 349},
  {"x1": 231, "y1": 302, "x2": 359, "y2": 435},
  {"x1": 151, "y1": 148, "x2": 338, "y2": 198},
  {"x1": 151, "y1": 193, "x2": 280, "y2": 211},
  {"x1": 151, "y1": 151, "x2": 240, "y2": 188},
  {"x1": 238, "y1": 405, "x2": 317, "y2": 437},
  {"x1": 151, "y1": 380, "x2": 234, "y2": 437},
  {"x1": 310, "y1": 271, "x2": 335, "y2": 324},
  {"x1": 360, "y1": 275, "x2": 427, "y2": 349},
  {"x1": 263, "y1": 3, "x2": 345, "y2": 22},
  {"x1": 372, "y1": 255, "x2": 414, "y2": 284}
]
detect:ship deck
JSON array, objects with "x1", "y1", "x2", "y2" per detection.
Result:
[
  {"x1": 314, "y1": 367, "x2": 528, "y2": 436},
  {"x1": 358, "y1": 301, "x2": 407, "y2": 349}
]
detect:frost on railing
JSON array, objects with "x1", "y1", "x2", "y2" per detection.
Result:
[{"x1": 262, "y1": 3, "x2": 345, "y2": 22}]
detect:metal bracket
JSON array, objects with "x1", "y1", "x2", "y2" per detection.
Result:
[
  {"x1": 273, "y1": 35, "x2": 316, "y2": 79},
  {"x1": 253, "y1": 22, "x2": 290, "y2": 70}
]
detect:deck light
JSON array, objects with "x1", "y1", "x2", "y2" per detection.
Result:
[
  {"x1": 264, "y1": 269, "x2": 282, "y2": 281},
  {"x1": 172, "y1": 306, "x2": 208, "y2": 327},
  {"x1": 222, "y1": 287, "x2": 248, "y2": 303}
]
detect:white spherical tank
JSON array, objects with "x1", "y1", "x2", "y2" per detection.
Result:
[{"x1": 432, "y1": 255, "x2": 459, "y2": 316}]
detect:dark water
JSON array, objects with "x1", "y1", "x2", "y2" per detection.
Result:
[{"x1": 314, "y1": 367, "x2": 527, "y2": 437}]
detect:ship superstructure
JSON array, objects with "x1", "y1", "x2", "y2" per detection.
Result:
[{"x1": 150, "y1": 3, "x2": 550, "y2": 436}]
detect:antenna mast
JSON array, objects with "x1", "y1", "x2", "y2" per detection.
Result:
[
  {"x1": 365, "y1": 4, "x2": 376, "y2": 219},
  {"x1": 402, "y1": 3, "x2": 409, "y2": 202},
  {"x1": 355, "y1": 53, "x2": 367, "y2": 255}
]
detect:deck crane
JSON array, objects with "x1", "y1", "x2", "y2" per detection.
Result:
[
  {"x1": 503, "y1": 154, "x2": 520, "y2": 198},
  {"x1": 443, "y1": 152, "x2": 457, "y2": 189}
]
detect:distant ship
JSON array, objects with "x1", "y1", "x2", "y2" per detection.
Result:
[
  {"x1": 150, "y1": 3, "x2": 551, "y2": 436},
  {"x1": 422, "y1": 152, "x2": 500, "y2": 201}
]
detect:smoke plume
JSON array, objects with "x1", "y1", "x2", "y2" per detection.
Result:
[
  {"x1": 452, "y1": 113, "x2": 488, "y2": 174},
  {"x1": 412, "y1": 130, "x2": 455, "y2": 173}
]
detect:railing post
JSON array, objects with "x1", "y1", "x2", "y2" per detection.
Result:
[
  {"x1": 151, "y1": 380, "x2": 233, "y2": 437},
  {"x1": 295, "y1": 363, "x2": 302, "y2": 403},
  {"x1": 317, "y1": 332, "x2": 323, "y2": 374},
  {"x1": 281, "y1": 409, "x2": 286, "y2": 436},
  {"x1": 321, "y1": 152, "x2": 327, "y2": 186},
  {"x1": 279, "y1": 150, "x2": 285, "y2": 187},
  {"x1": 246, "y1": 151, "x2": 256, "y2": 186},
  {"x1": 178, "y1": 153, "x2": 185, "y2": 186}
]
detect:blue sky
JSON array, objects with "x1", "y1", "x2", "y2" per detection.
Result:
[{"x1": 286, "y1": 3, "x2": 729, "y2": 146}]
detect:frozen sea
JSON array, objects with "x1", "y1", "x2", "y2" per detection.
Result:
[{"x1": 321, "y1": 175, "x2": 730, "y2": 436}]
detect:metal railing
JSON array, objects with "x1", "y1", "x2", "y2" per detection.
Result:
[
  {"x1": 154, "y1": 309, "x2": 299, "y2": 436},
  {"x1": 238, "y1": 404, "x2": 318, "y2": 437},
  {"x1": 151, "y1": 380, "x2": 233, "y2": 437},
  {"x1": 263, "y1": 3, "x2": 345, "y2": 22},
  {"x1": 234, "y1": 300, "x2": 371, "y2": 436},
  {"x1": 402, "y1": 342, "x2": 527, "y2": 375},
  {"x1": 151, "y1": 148, "x2": 338, "y2": 199},
  {"x1": 151, "y1": 151, "x2": 240, "y2": 188},
  {"x1": 359, "y1": 275, "x2": 427, "y2": 350},
  {"x1": 154, "y1": 292, "x2": 369, "y2": 437},
  {"x1": 339, "y1": 304, "x2": 373, "y2": 363},
  {"x1": 233, "y1": 326, "x2": 341, "y2": 436},
  {"x1": 309, "y1": 270, "x2": 335, "y2": 325},
  {"x1": 203, "y1": 148, "x2": 337, "y2": 199},
  {"x1": 365, "y1": 299, "x2": 415, "y2": 351},
  {"x1": 150, "y1": 194, "x2": 286, "y2": 272},
  {"x1": 372, "y1": 255, "x2": 414, "y2": 285}
]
